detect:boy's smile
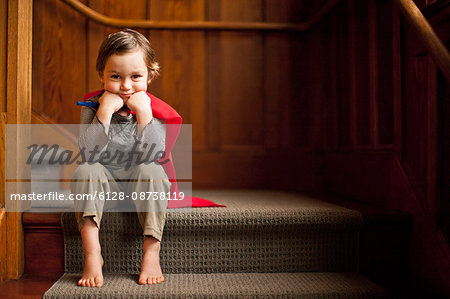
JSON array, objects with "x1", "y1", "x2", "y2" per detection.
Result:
[{"x1": 100, "y1": 50, "x2": 150, "y2": 103}]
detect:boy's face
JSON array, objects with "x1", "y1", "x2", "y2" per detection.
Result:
[{"x1": 100, "y1": 50, "x2": 150, "y2": 102}]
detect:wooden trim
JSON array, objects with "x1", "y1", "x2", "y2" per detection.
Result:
[
  {"x1": 395, "y1": 0, "x2": 450, "y2": 82},
  {"x1": 0, "y1": 0, "x2": 6, "y2": 113},
  {"x1": 0, "y1": 113, "x2": 4, "y2": 209},
  {"x1": 329, "y1": 13, "x2": 339, "y2": 149},
  {"x1": 369, "y1": 0, "x2": 379, "y2": 148},
  {"x1": 392, "y1": 2, "x2": 403, "y2": 157},
  {"x1": 6, "y1": 0, "x2": 33, "y2": 279},
  {"x1": 427, "y1": 57, "x2": 437, "y2": 226},
  {"x1": 0, "y1": 208, "x2": 5, "y2": 282},
  {"x1": 62, "y1": 0, "x2": 341, "y2": 32},
  {"x1": 348, "y1": 0, "x2": 357, "y2": 147}
]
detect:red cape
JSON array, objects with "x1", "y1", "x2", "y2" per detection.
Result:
[{"x1": 82, "y1": 90, "x2": 225, "y2": 208}]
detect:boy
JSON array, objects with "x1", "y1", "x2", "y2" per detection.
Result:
[{"x1": 71, "y1": 29, "x2": 169, "y2": 287}]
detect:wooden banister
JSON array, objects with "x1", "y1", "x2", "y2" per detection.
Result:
[
  {"x1": 62, "y1": 0, "x2": 341, "y2": 32},
  {"x1": 395, "y1": 0, "x2": 450, "y2": 82}
]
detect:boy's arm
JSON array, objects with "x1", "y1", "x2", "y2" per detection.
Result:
[
  {"x1": 128, "y1": 92, "x2": 166, "y2": 158},
  {"x1": 78, "y1": 101, "x2": 111, "y2": 158},
  {"x1": 127, "y1": 91, "x2": 153, "y2": 137},
  {"x1": 135, "y1": 118, "x2": 166, "y2": 157}
]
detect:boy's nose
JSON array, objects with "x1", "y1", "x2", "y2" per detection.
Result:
[{"x1": 121, "y1": 79, "x2": 131, "y2": 90}]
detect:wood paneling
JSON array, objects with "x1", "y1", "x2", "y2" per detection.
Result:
[
  {"x1": 32, "y1": 0, "x2": 87, "y2": 125},
  {"x1": 0, "y1": 208, "x2": 5, "y2": 282},
  {"x1": 33, "y1": 0, "x2": 320, "y2": 190},
  {"x1": 149, "y1": 0, "x2": 207, "y2": 150},
  {"x1": 7, "y1": 0, "x2": 33, "y2": 279},
  {"x1": 351, "y1": 0, "x2": 370, "y2": 146},
  {"x1": 323, "y1": 0, "x2": 450, "y2": 293},
  {"x1": 208, "y1": 0, "x2": 264, "y2": 150},
  {"x1": 0, "y1": 113, "x2": 5, "y2": 209},
  {"x1": 377, "y1": 0, "x2": 394, "y2": 145},
  {"x1": 23, "y1": 213, "x2": 64, "y2": 275},
  {"x1": 0, "y1": 0, "x2": 6, "y2": 113},
  {"x1": 334, "y1": 1, "x2": 351, "y2": 148}
]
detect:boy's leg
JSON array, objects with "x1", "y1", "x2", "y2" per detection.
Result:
[
  {"x1": 71, "y1": 162, "x2": 120, "y2": 287},
  {"x1": 79, "y1": 216, "x2": 103, "y2": 287},
  {"x1": 128, "y1": 163, "x2": 170, "y2": 284}
]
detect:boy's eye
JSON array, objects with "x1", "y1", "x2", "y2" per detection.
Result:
[
  {"x1": 110, "y1": 74, "x2": 120, "y2": 79},
  {"x1": 132, "y1": 74, "x2": 142, "y2": 79}
]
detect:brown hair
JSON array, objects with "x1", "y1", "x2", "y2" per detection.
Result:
[{"x1": 96, "y1": 28, "x2": 160, "y2": 80}]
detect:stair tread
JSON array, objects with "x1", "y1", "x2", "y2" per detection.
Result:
[
  {"x1": 43, "y1": 272, "x2": 388, "y2": 298},
  {"x1": 63, "y1": 190, "x2": 362, "y2": 234}
]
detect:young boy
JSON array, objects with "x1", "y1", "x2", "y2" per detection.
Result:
[{"x1": 71, "y1": 29, "x2": 170, "y2": 287}]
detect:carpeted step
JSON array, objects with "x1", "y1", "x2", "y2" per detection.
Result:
[
  {"x1": 43, "y1": 272, "x2": 389, "y2": 299},
  {"x1": 63, "y1": 190, "x2": 362, "y2": 274}
]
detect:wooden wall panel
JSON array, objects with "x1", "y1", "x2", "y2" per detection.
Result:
[
  {"x1": 7, "y1": 0, "x2": 33, "y2": 279},
  {"x1": 32, "y1": 0, "x2": 87, "y2": 125},
  {"x1": 0, "y1": 208, "x2": 5, "y2": 282},
  {"x1": 335, "y1": 1, "x2": 351, "y2": 148},
  {"x1": 437, "y1": 66, "x2": 450, "y2": 241},
  {"x1": 149, "y1": 0, "x2": 207, "y2": 150},
  {"x1": 403, "y1": 53, "x2": 429, "y2": 198},
  {"x1": 0, "y1": 0, "x2": 6, "y2": 113},
  {"x1": 377, "y1": 0, "x2": 394, "y2": 146},
  {"x1": 208, "y1": 0, "x2": 264, "y2": 150},
  {"x1": 351, "y1": 0, "x2": 371, "y2": 146}
]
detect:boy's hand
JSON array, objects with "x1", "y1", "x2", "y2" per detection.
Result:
[
  {"x1": 98, "y1": 91, "x2": 124, "y2": 113},
  {"x1": 127, "y1": 91, "x2": 153, "y2": 120},
  {"x1": 127, "y1": 91, "x2": 153, "y2": 136}
]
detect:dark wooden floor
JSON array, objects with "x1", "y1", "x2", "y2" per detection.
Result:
[{"x1": 0, "y1": 274, "x2": 61, "y2": 299}]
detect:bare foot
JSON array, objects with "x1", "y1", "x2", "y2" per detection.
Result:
[
  {"x1": 78, "y1": 252, "x2": 104, "y2": 287},
  {"x1": 139, "y1": 237, "x2": 164, "y2": 284},
  {"x1": 78, "y1": 216, "x2": 103, "y2": 287}
]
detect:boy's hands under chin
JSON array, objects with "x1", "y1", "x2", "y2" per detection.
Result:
[
  {"x1": 98, "y1": 91, "x2": 124, "y2": 113},
  {"x1": 127, "y1": 91, "x2": 153, "y2": 135},
  {"x1": 126, "y1": 91, "x2": 152, "y2": 119}
]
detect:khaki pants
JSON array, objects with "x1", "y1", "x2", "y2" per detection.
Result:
[{"x1": 71, "y1": 162, "x2": 170, "y2": 241}]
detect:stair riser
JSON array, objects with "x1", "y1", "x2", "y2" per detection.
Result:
[{"x1": 63, "y1": 213, "x2": 360, "y2": 273}]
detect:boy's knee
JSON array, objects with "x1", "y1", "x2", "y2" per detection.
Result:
[
  {"x1": 71, "y1": 163, "x2": 108, "y2": 181},
  {"x1": 133, "y1": 163, "x2": 168, "y2": 181}
]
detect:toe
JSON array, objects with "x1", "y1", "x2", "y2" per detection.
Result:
[
  {"x1": 147, "y1": 277, "x2": 153, "y2": 284},
  {"x1": 138, "y1": 274, "x2": 148, "y2": 285},
  {"x1": 95, "y1": 277, "x2": 103, "y2": 287}
]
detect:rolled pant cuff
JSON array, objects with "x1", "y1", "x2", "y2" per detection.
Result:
[
  {"x1": 76, "y1": 212, "x2": 101, "y2": 231},
  {"x1": 143, "y1": 228, "x2": 163, "y2": 242}
]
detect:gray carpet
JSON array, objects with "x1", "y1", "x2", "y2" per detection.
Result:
[{"x1": 44, "y1": 190, "x2": 389, "y2": 298}]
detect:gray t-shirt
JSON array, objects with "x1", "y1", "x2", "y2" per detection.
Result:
[{"x1": 78, "y1": 95, "x2": 166, "y2": 171}]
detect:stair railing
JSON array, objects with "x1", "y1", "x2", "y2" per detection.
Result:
[
  {"x1": 395, "y1": 0, "x2": 450, "y2": 82},
  {"x1": 62, "y1": 0, "x2": 340, "y2": 32}
]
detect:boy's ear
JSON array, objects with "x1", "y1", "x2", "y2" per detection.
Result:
[{"x1": 98, "y1": 73, "x2": 104, "y2": 84}]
